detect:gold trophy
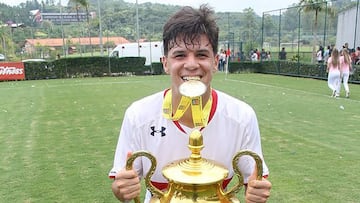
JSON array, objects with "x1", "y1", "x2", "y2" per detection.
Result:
[{"x1": 126, "y1": 80, "x2": 263, "y2": 203}]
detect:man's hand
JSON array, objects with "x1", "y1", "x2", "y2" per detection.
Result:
[
  {"x1": 245, "y1": 166, "x2": 272, "y2": 203},
  {"x1": 111, "y1": 152, "x2": 141, "y2": 202}
]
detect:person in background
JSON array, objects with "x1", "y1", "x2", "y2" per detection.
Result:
[
  {"x1": 316, "y1": 46, "x2": 325, "y2": 76},
  {"x1": 316, "y1": 46, "x2": 324, "y2": 64},
  {"x1": 340, "y1": 49, "x2": 352, "y2": 98},
  {"x1": 326, "y1": 48, "x2": 341, "y2": 98},
  {"x1": 218, "y1": 49, "x2": 226, "y2": 71},
  {"x1": 267, "y1": 51, "x2": 271, "y2": 60},
  {"x1": 260, "y1": 48, "x2": 268, "y2": 61},
  {"x1": 279, "y1": 47, "x2": 286, "y2": 60},
  {"x1": 109, "y1": 4, "x2": 271, "y2": 203},
  {"x1": 323, "y1": 45, "x2": 331, "y2": 65},
  {"x1": 251, "y1": 50, "x2": 259, "y2": 61},
  {"x1": 354, "y1": 46, "x2": 360, "y2": 65},
  {"x1": 256, "y1": 49, "x2": 260, "y2": 60}
]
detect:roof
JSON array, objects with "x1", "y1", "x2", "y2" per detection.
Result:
[{"x1": 25, "y1": 37, "x2": 130, "y2": 47}]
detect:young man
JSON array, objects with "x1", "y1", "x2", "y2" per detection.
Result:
[
  {"x1": 279, "y1": 47, "x2": 286, "y2": 60},
  {"x1": 109, "y1": 5, "x2": 271, "y2": 203}
]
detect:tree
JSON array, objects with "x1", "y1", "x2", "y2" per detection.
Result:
[
  {"x1": 283, "y1": 7, "x2": 300, "y2": 32},
  {"x1": 299, "y1": 0, "x2": 334, "y2": 62},
  {"x1": 41, "y1": 20, "x2": 54, "y2": 38},
  {"x1": 69, "y1": 0, "x2": 91, "y2": 55},
  {"x1": 262, "y1": 13, "x2": 277, "y2": 45},
  {"x1": 241, "y1": 8, "x2": 260, "y2": 55}
]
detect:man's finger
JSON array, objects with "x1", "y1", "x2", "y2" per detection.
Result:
[{"x1": 248, "y1": 163, "x2": 258, "y2": 182}]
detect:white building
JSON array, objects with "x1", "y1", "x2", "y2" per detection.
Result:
[{"x1": 336, "y1": 5, "x2": 360, "y2": 50}]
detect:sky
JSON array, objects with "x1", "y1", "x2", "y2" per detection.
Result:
[{"x1": 2, "y1": 0, "x2": 300, "y2": 15}]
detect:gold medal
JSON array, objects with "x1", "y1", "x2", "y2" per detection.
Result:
[
  {"x1": 179, "y1": 80, "x2": 206, "y2": 97},
  {"x1": 163, "y1": 80, "x2": 211, "y2": 128}
]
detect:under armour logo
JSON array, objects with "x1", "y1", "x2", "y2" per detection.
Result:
[{"x1": 150, "y1": 126, "x2": 166, "y2": 137}]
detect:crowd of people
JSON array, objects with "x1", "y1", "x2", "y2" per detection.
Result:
[
  {"x1": 214, "y1": 41, "x2": 356, "y2": 99},
  {"x1": 216, "y1": 47, "x2": 277, "y2": 64},
  {"x1": 245, "y1": 47, "x2": 288, "y2": 62},
  {"x1": 215, "y1": 42, "x2": 356, "y2": 99},
  {"x1": 249, "y1": 48, "x2": 272, "y2": 61}
]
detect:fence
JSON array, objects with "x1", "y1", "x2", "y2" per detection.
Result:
[{"x1": 261, "y1": 1, "x2": 336, "y2": 63}]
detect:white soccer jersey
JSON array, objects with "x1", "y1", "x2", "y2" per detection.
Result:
[{"x1": 109, "y1": 89, "x2": 269, "y2": 191}]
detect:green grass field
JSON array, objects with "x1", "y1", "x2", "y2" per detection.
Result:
[{"x1": 1, "y1": 73, "x2": 359, "y2": 203}]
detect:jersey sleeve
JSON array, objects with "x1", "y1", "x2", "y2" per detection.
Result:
[
  {"x1": 236, "y1": 106, "x2": 269, "y2": 183},
  {"x1": 108, "y1": 105, "x2": 143, "y2": 179}
]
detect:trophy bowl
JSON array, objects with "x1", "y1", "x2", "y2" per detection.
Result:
[{"x1": 126, "y1": 130, "x2": 263, "y2": 203}]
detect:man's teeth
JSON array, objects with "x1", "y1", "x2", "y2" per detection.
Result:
[{"x1": 183, "y1": 76, "x2": 201, "y2": 81}]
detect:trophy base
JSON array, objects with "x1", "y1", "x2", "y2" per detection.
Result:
[{"x1": 150, "y1": 196, "x2": 239, "y2": 203}]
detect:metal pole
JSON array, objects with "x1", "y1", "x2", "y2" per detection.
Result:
[
  {"x1": 60, "y1": 0, "x2": 66, "y2": 57},
  {"x1": 227, "y1": 12, "x2": 230, "y2": 72},
  {"x1": 261, "y1": 12, "x2": 264, "y2": 51},
  {"x1": 2, "y1": 32, "x2": 6, "y2": 59},
  {"x1": 323, "y1": 2, "x2": 327, "y2": 49},
  {"x1": 278, "y1": 9, "x2": 282, "y2": 74},
  {"x1": 107, "y1": 21, "x2": 111, "y2": 76},
  {"x1": 136, "y1": 0, "x2": 140, "y2": 57},
  {"x1": 298, "y1": 8, "x2": 301, "y2": 74},
  {"x1": 227, "y1": 12, "x2": 230, "y2": 51},
  {"x1": 278, "y1": 9, "x2": 282, "y2": 55},
  {"x1": 97, "y1": 0, "x2": 103, "y2": 56},
  {"x1": 354, "y1": 0, "x2": 359, "y2": 50}
]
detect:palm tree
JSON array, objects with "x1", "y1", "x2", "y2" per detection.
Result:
[
  {"x1": 299, "y1": 0, "x2": 333, "y2": 62},
  {"x1": 69, "y1": 0, "x2": 91, "y2": 55},
  {"x1": 0, "y1": 26, "x2": 15, "y2": 59},
  {"x1": 41, "y1": 20, "x2": 54, "y2": 38}
]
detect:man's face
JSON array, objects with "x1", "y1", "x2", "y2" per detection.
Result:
[{"x1": 162, "y1": 35, "x2": 219, "y2": 96}]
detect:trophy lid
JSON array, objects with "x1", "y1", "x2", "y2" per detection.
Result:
[{"x1": 162, "y1": 129, "x2": 229, "y2": 185}]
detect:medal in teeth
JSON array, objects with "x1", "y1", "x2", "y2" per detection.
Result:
[{"x1": 180, "y1": 77, "x2": 206, "y2": 97}]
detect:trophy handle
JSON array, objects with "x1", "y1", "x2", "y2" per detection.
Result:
[
  {"x1": 224, "y1": 150, "x2": 263, "y2": 197},
  {"x1": 126, "y1": 151, "x2": 164, "y2": 203}
]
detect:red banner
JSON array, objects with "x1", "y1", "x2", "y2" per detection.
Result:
[{"x1": 0, "y1": 62, "x2": 25, "y2": 81}]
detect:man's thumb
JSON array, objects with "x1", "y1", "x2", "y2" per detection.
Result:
[
  {"x1": 125, "y1": 151, "x2": 133, "y2": 170},
  {"x1": 248, "y1": 163, "x2": 259, "y2": 182},
  {"x1": 126, "y1": 151, "x2": 132, "y2": 160}
]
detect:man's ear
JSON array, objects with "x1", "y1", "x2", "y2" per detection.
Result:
[
  {"x1": 162, "y1": 56, "x2": 170, "y2": 74},
  {"x1": 213, "y1": 54, "x2": 219, "y2": 72}
]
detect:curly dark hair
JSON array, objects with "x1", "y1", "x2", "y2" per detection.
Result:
[{"x1": 162, "y1": 4, "x2": 219, "y2": 56}]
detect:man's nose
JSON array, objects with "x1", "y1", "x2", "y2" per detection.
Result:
[{"x1": 183, "y1": 54, "x2": 200, "y2": 69}]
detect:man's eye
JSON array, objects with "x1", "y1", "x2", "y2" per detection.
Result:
[
  {"x1": 175, "y1": 54, "x2": 185, "y2": 58},
  {"x1": 198, "y1": 53, "x2": 208, "y2": 58}
]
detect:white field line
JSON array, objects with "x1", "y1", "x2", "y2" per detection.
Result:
[
  {"x1": 224, "y1": 78, "x2": 360, "y2": 103},
  {"x1": 0, "y1": 80, "x2": 144, "y2": 90},
  {"x1": 44, "y1": 80, "x2": 144, "y2": 88}
]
